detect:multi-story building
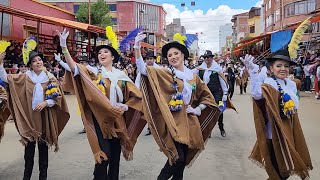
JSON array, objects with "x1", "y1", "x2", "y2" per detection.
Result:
[
  {"x1": 219, "y1": 23, "x2": 232, "y2": 51},
  {"x1": 263, "y1": 0, "x2": 319, "y2": 32},
  {"x1": 231, "y1": 12, "x2": 249, "y2": 44},
  {"x1": 248, "y1": 7, "x2": 262, "y2": 37},
  {"x1": 165, "y1": 18, "x2": 186, "y2": 42},
  {"x1": 42, "y1": 0, "x2": 167, "y2": 50}
]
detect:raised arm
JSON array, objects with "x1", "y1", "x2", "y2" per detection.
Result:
[
  {"x1": 54, "y1": 53, "x2": 71, "y2": 72},
  {"x1": 0, "y1": 53, "x2": 8, "y2": 83},
  {"x1": 134, "y1": 32, "x2": 148, "y2": 75},
  {"x1": 240, "y1": 54, "x2": 265, "y2": 100},
  {"x1": 57, "y1": 29, "x2": 76, "y2": 72}
]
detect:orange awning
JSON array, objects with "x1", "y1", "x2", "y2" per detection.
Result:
[
  {"x1": 141, "y1": 42, "x2": 157, "y2": 49},
  {"x1": 233, "y1": 38, "x2": 263, "y2": 52},
  {"x1": 0, "y1": 4, "x2": 105, "y2": 34}
]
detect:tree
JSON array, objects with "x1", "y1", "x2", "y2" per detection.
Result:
[{"x1": 76, "y1": 0, "x2": 113, "y2": 28}]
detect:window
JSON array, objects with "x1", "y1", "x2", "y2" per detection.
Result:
[
  {"x1": 269, "y1": 0, "x2": 271, "y2": 9},
  {"x1": 73, "y1": 5, "x2": 80, "y2": 13},
  {"x1": 284, "y1": 0, "x2": 316, "y2": 17},
  {"x1": 108, "y1": 4, "x2": 117, "y2": 12},
  {"x1": 250, "y1": 26, "x2": 255, "y2": 33},
  {"x1": 111, "y1": 18, "x2": 117, "y2": 25},
  {"x1": 266, "y1": 14, "x2": 274, "y2": 27},
  {"x1": 275, "y1": 9, "x2": 280, "y2": 22}
]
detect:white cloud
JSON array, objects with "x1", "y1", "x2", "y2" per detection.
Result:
[
  {"x1": 255, "y1": 0, "x2": 263, "y2": 7},
  {"x1": 162, "y1": 4, "x2": 247, "y2": 54}
]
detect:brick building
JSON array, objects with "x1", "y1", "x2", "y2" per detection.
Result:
[{"x1": 231, "y1": 12, "x2": 249, "y2": 44}]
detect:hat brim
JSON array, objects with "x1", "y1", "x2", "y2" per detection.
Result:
[
  {"x1": 266, "y1": 55, "x2": 296, "y2": 65},
  {"x1": 27, "y1": 52, "x2": 44, "y2": 65},
  {"x1": 145, "y1": 55, "x2": 156, "y2": 59},
  {"x1": 96, "y1": 45, "x2": 120, "y2": 62},
  {"x1": 162, "y1": 42, "x2": 189, "y2": 59}
]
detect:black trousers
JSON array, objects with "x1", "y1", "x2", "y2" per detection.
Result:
[
  {"x1": 267, "y1": 140, "x2": 289, "y2": 180},
  {"x1": 158, "y1": 142, "x2": 188, "y2": 180},
  {"x1": 228, "y1": 79, "x2": 235, "y2": 99},
  {"x1": 92, "y1": 114, "x2": 121, "y2": 180},
  {"x1": 240, "y1": 82, "x2": 247, "y2": 94},
  {"x1": 212, "y1": 92, "x2": 224, "y2": 131},
  {"x1": 23, "y1": 141, "x2": 48, "y2": 180}
]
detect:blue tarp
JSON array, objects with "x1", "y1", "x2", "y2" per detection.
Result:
[{"x1": 271, "y1": 30, "x2": 292, "y2": 52}]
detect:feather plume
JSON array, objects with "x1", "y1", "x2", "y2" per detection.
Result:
[
  {"x1": 0, "y1": 41, "x2": 11, "y2": 53},
  {"x1": 288, "y1": 17, "x2": 311, "y2": 59},
  {"x1": 173, "y1": 33, "x2": 187, "y2": 45},
  {"x1": 119, "y1": 27, "x2": 143, "y2": 52},
  {"x1": 106, "y1": 26, "x2": 119, "y2": 52},
  {"x1": 22, "y1": 37, "x2": 37, "y2": 65}
]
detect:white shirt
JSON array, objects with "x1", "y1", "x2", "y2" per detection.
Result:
[
  {"x1": 249, "y1": 66, "x2": 299, "y2": 139},
  {"x1": 192, "y1": 62, "x2": 228, "y2": 95},
  {"x1": 0, "y1": 65, "x2": 56, "y2": 109}
]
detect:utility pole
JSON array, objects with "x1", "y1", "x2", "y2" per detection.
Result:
[{"x1": 88, "y1": 0, "x2": 91, "y2": 25}]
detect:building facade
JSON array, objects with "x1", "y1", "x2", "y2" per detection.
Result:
[
  {"x1": 1, "y1": 0, "x2": 75, "y2": 42},
  {"x1": 248, "y1": 7, "x2": 262, "y2": 37},
  {"x1": 263, "y1": 0, "x2": 319, "y2": 32},
  {"x1": 42, "y1": 0, "x2": 166, "y2": 50},
  {"x1": 231, "y1": 12, "x2": 249, "y2": 44},
  {"x1": 219, "y1": 23, "x2": 233, "y2": 51},
  {"x1": 165, "y1": 18, "x2": 186, "y2": 42}
]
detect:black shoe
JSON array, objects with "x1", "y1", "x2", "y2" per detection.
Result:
[
  {"x1": 145, "y1": 131, "x2": 151, "y2": 136},
  {"x1": 78, "y1": 129, "x2": 86, "y2": 134},
  {"x1": 220, "y1": 130, "x2": 226, "y2": 137}
]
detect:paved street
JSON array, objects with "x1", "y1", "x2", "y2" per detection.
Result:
[{"x1": 1, "y1": 89, "x2": 319, "y2": 180}]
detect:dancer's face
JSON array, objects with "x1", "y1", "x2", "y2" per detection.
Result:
[
  {"x1": 270, "y1": 60, "x2": 290, "y2": 80},
  {"x1": 167, "y1": 48, "x2": 184, "y2": 69},
  {"x1": 145, "y1": 57, "x2": 155, "y2": 66},
  {"x1": 204, "y1": 56, "x2": 213, "y2": 65},
  {"x1": 98, "y1": 48, "x2": 113, "y2": 67},
  {"x1": 30, "y1": 56, "x2": 43, "y2": 74},
  {"x1": 19, "y1": 65, "x2": 28, "y2": 73}
]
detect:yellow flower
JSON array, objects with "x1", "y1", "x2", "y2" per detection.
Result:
[
  {"x1": 45, "y1": 90, "x2": 51, "y2": 95},
  {"x1": 169, "y1": 100, "x2": 176, "y2": 106}
]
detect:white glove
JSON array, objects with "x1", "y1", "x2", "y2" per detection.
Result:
[
  {"x1": 240, "y1": 54, "x2": 256, "y2": 71},
  {"x1": 134, "y1": 32, "x2": 146, "y2": 49},
  {"x1": 56, "y1": 28, "x2": 69, "y2": 48},
  {"x1": 115, "y1": 103, "x2": 128, "y2": 112},
  {"x1": 54, "y1": 53, "x2": 62, "y2": 62},
  {"x1": 222, "y1": 94, "x2": 228, "y2": 101},
  {"x1": 186, "y1": 105, "x2": 201, "y2": 116}
]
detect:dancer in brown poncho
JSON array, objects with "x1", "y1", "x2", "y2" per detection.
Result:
[
  {"x1": 241, "y1": 50, "x2": 312, "y2": 180},
  {"x1": 134, "y1": 33, "x2": 221, "y2": 180},
  {"x1": 0, "y1": 51, "x2": 70, "y2": 180},
  {"x1": 0, "y1": 83, "x2": 10, "y2": 142},
  {"x1": 236, "y1": 61, "x2": 249, "y2": 94},
  {"x1": 57, "y1": 29, "x2": 145, "y2": 180}
]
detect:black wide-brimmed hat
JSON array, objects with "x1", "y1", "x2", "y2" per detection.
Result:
[
  {"x1": 266, "y1": 49, "x2": 296, "y2": 65},
  {"x1": 145, "y1": 51, "x2": 156, "y2": 59},
  {"x1": 95, "y1": 45, "x2": 120, "y2": 63},
  {"x1": 27, "y1": 51, "x2": 44, "y2": 65},
  {"x1": 162, "y1": 42, "x2": 189, "y2": 59},
  {"x1": 202, "y1": 50, "x2": 215, "y2": 58}
]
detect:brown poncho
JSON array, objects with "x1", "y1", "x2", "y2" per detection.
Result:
[
  {"x1": 250, "y1": 84, "x2": 312, "y2": 179},
  {"x1": 236, "y1": 68, "x2": 249, "y2": 86},
  {"x1": 5, "y1": 73, "x2": 70, "y2": 151},
  {"x1": 140, "y1": 67, "x2": 221, "y2": 166},
  {"x1": 0, "y1": 86, "x2": 10, "y2": 142},
  {"x1": 64, "y1": 64, "x2": 145, "y2": 163}
]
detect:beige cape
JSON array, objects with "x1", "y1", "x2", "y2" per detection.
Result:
[
  {"x1": 5, "y1": 73, "x2": 70, "y2": 151},
  {"x1": 250, "y1": 84, "x2": 312, "y2": 179},
  {"x1": 140, "y1": 66, "x2": 221, "y2": 166},
  {"x1": 64, "y1": 64, "x2": 146, "y2": 163}
]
